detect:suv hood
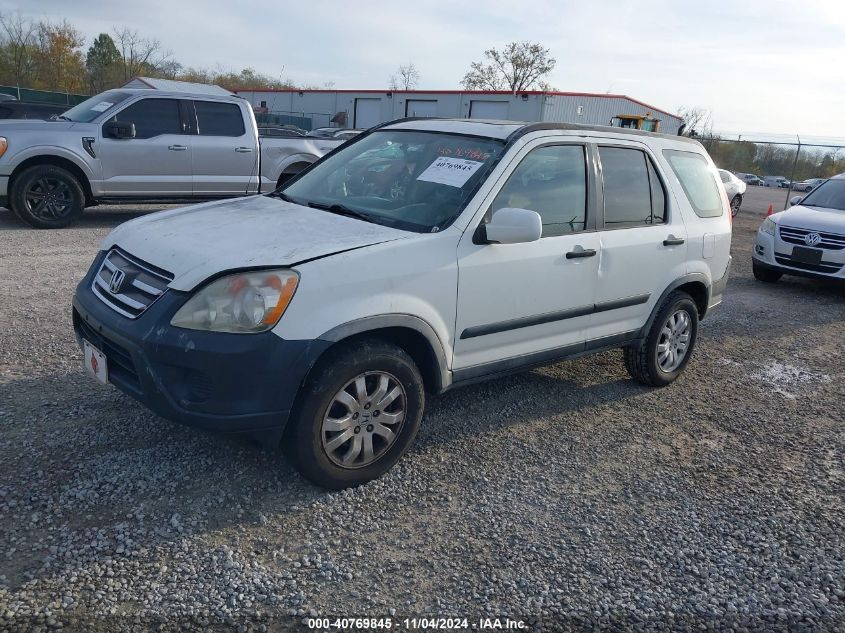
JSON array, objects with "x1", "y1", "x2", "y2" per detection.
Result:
[
  {"x1": 102, "y1": 196, "x2": 411, "y2": 291},
  {"x1": 776, "y1": 204, "x2": 845, "y2": 233}
]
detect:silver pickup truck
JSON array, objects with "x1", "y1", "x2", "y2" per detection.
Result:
[{"x1": 0, "y1": 88, "x2": 344, "y2": 228}]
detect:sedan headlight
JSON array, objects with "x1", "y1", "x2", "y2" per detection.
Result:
[
  {"x1": 171, "y1": 269, "x2": 299, "y2": 333},
  {"x1": 760, "y1": 217, "x2": 777, "y2": 236}
]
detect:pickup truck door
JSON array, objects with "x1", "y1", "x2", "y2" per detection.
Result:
[
  {"x1": 97, "y1": 97, "x2": 193, "y2": 196},
  {"x1": 453, "y1": 141, "x2": 600, "y2": 374},
  {"x1": 189, "y1": 100, "x2": 259, "y2": 196}
]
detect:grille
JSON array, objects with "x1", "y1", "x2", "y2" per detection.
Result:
[
  {"x1": 774, "y1": 254, "x2": 844, "y2": 274},
  {"x1": 74, "y1": 313, "x2": 141, "y2": 392},
  {"x1": 92, "y1": 249, "x2": 174, "y2": 318},
  {"x1": 779, "y1": 225, "x2": 845, "y2": 251}
]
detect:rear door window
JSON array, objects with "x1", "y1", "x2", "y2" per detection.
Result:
[
  {"x1": 599, "y1": 146, "x2": 665, "y2": 227},
  {"x1": 195, "y1": 101, "x2": 245, "y2": 137},
  {"x1": 663, "y1": 149, "x2": 723, "y2": 217}
]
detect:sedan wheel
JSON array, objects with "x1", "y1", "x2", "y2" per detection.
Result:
[{"x1": 730, "y1": 195, "x2": 742, "y2": 217}]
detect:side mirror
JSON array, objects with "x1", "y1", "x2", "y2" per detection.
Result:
[
  {"x1": 789, "y1": 196, "x2": 803, "y2": 207},
  {"x1": 104, "y1": 120, "x2": 136, "y2": 139},
  {"x1": 483, "y1": 207, "x2": 543, "y2": 244}
]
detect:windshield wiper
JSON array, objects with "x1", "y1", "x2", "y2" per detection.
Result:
[
  {"x1": 306, "y1": 201, "x2": 376, "y2": 223},
  {"x1": 56, "y1": 115, "x2": 71, "y2": 121}
]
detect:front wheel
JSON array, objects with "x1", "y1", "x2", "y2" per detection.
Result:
[
  {"x1": 10, "y1": 165, "x2": 85, "y2": 228},
  {"x1": 624, "y1": 291, "x2": 699, "y2": 387},
  {"x1": 285, "y1": 338, "x2": 425, "y2": 489},
  {"x1": 752, "y1": 261, "x2": 782, "y2": 283},
  {"x1": 730, "y1": 194, "x2": 742, "y2": 217}
]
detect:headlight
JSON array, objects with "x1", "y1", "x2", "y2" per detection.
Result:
[
  {"x1": 171, "y1": 269, "x2": 299, "y2": 333},
  {"x1": 760, "y1": 218, "x2": 776, "y2": 236}
]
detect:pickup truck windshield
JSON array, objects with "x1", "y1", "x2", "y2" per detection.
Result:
[
  {"x1": 61, "y1": 91, "x2": 132, "y2": 122},
  {"x1": 281, "y1": 130, "x2": 505, "y2": 232},
  {"x1": 800, "y1": 179, "x2": 845, "y2": 211}
]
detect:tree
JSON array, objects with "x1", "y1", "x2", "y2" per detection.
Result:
[
  {"x1": 113, "y1": 26, "x2": 165, "y2": 81},
  {"x1": 86, "y1": 33, "x2": 121, "y2": 92},
  {"x1": 33, "y1": 20, "x2": 85, "y2": 93},
  {"x1": 0, "y1": 11, "x2": 37, "y2": 86},
  {"x1": 461, "y1": 41, "x2": 555, "y2": 92},
  {"x1": 389, "y1": 62, "x2": 419, "y2": 91},
  {"x1": 677, "y1": 106, "x2": 713, "y2": 138}
]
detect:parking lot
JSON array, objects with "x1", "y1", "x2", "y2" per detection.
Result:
[{"x1": 0, "y1": 187, "x2": 843, "y2": 630}]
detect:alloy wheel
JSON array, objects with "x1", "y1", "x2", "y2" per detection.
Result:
[
  {"x1": 320, "y1": 371, "x2": 406, "y2": 469},
  {"x1": 24, "y1": 177, "x2": 74, "y2": 221},
  {"x1": 656, "y1": 310, "x2": 691, "y2": 373}
]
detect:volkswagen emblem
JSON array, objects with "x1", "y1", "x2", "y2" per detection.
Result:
[
  {"x1": 109, "y1": 269, "x2": 126, "y2": 294},
  {"x1": 804, "y1": 232, "x2": 822, "y2": 247}
]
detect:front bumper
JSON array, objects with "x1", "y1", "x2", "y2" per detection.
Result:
[
  {"x1": 72, "y1": 253, "x2": 331, "y2": 444},
  {"x1": 753, "y1": 229, "x2": 845, "y2": 281}
]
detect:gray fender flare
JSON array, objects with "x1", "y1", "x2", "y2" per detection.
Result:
[{"x1": 637, "y1": 273, "x2": 711, "y2": 339}]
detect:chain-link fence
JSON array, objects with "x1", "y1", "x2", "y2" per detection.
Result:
[
  {"x1": 254, "y1": 110, "x2": 340, "y2": 132},
  {"x1": 0, "y1": 84, "x2": 88, "y2": 105},
  {"x1": 698, "y1": 133, "x2": 845, "y2": 208}
]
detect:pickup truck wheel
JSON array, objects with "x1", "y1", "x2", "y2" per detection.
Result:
[
  {"x1": 10, "y1": 165, "x2": 85, "y2": 229},
  {"x1": 285, "y1": 338, "x2": 424, "y2": 489},
  {"x1": 624, "y1": 291, "x2": 699, "y2": 387}
]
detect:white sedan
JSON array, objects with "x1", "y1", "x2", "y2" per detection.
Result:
[
  {"x1": 718, "y1": 169, "x2": 747, "y2": 216},
  {"x1": 752, "y1": 175, "x2": 845, "y2": 283}
]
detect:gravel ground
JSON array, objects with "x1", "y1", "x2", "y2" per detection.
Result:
[{"x1": 0, "y1": 194, "x2": 843, "y2": 632}]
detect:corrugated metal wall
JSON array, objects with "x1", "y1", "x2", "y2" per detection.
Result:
[
  {"x1": 236, "y1": 90, "x2": 681, "y2": 134},
  {"x1": 541, "y1": 95, "x2": 681, "y2": 134}
]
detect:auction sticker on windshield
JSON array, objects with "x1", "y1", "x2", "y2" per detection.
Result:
[
  {"x1": 416, "y1": 156, "x2": 483, "y2": 188},
  {"x1": 91, "y1": 102, "x2": 113, "y2": 112}
]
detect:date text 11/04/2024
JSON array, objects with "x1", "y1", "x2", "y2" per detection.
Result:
[{"x1": 305, "y1": 617, "x2": 527, "y2": 630}]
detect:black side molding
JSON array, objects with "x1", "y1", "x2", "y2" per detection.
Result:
[{"x1": 460, "y1": 294, "x2": 649, "y2": 340}]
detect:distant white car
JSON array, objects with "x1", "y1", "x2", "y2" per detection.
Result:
[
  {"x1": 752, "y1": 174, "x2": 845, "y2": 283},
  {"x1": 718, "y1": 169, "x2": 747, "y2": 216},
  {"x1": 791, "y1": 178, "x2": 826, "y2": 192}
]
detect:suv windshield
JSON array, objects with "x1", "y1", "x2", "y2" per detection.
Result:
[
  {"x1": 61, "y1": 91, "x2": 132, "y2": 122},
  {"x1": 799, "y1": 179, "x2": 845, "y2": 211},
  {"x1": 281, "y1": 130, "x2": 505, "y2": 232}
]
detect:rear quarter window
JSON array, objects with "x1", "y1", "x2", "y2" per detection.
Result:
[{"x1": 663, "y1": 149, "x2": 723, "y2": 218}]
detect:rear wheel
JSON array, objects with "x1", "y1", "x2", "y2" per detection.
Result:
[
  {"x1": 624, "y1": 291, "x2": 699, "y2": 387},
  {"x1": 285, "y1": 338, "x2": 424, "y2": 489},
  {"x1": 730, "y1": 194, "x2": 742, "y2": 217},
  {"x1": 752, "y1": 261, "x2": 782, "y2": 283},
  {"x1": 10, "y1": 165, "x2": 85, "y2": 229}
]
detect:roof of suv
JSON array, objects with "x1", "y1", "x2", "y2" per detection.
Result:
[{"x1": 382, "y1": 118, "x2": 701, "y2": 146}]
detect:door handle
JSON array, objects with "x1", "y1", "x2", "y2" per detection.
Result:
[
  {"x1": 663, "y1": 237, "x2": 686, "y2": 246},
  {"x1": 566, "y1": 248, "x2": 597, "y2": 259},
  {"x1": 168, "y1": 145, "x2": 188, "y2": 151},
  {"x1": 235, "y1": 147, "x2": 254, "y2": 153}
]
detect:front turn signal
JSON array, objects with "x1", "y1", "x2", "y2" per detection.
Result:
[{"x1": 0, "y1": 137, "x2": 7, "y2": 158}]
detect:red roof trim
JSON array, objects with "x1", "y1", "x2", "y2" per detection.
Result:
[{"x1": 233, "y1": 88, "x2": 679, "y2": 120}]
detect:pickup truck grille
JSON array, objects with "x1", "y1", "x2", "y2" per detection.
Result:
[
  {"x1": 91, "y1": 248, "x2": 174, "y2": 319},
  {"x1": 779, "y1": 225, "x2": 845, "y2": 250}
]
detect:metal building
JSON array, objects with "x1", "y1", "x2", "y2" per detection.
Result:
[{"x1": 234, "y1": 89, "x2": 683, "y2": 134}]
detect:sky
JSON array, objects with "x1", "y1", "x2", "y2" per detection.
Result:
[{"x1": 5, "y1": 0, "x2": 845, "y2": 138}]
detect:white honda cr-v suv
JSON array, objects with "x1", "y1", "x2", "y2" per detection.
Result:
[
  {"x1": 73, "y1": 119, "x2": 733, "y2": 489},
  {"x1": 752, "y1": 174, "x2": 845, "y2": 283}
]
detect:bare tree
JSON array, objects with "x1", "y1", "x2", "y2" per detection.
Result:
[
  {"x1": 461, "y1": 41, "x2": 555, "y2": 93},
  {"x1": 0, "y1": 11, "x2": 37, "y2": 86},
  {"x1": 388, "y1": 62, "x2": 420, "y2": 91},
  {"x1": 112, "y1": 26, "x2": 166, "y2": 81},
  {"x1": 677, "y1": 106, "x2": 713, "y2": 138}
]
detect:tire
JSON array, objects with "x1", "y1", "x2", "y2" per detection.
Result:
[
  {"x1": 752, "y1": 261, "x2": 782, "y2": 283},
  {"x1": 624, "y1": 291, "x2": 699, "y2": 387},
  {"x1": 285, "y1": 338, "x2": 425, "y2": 489},
  {"x1": 9, "y1": 164, "x2": 85, "y2": 229},
  {"x1": 730, "y1": 194, "x2": 742, "y2": 217}
]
